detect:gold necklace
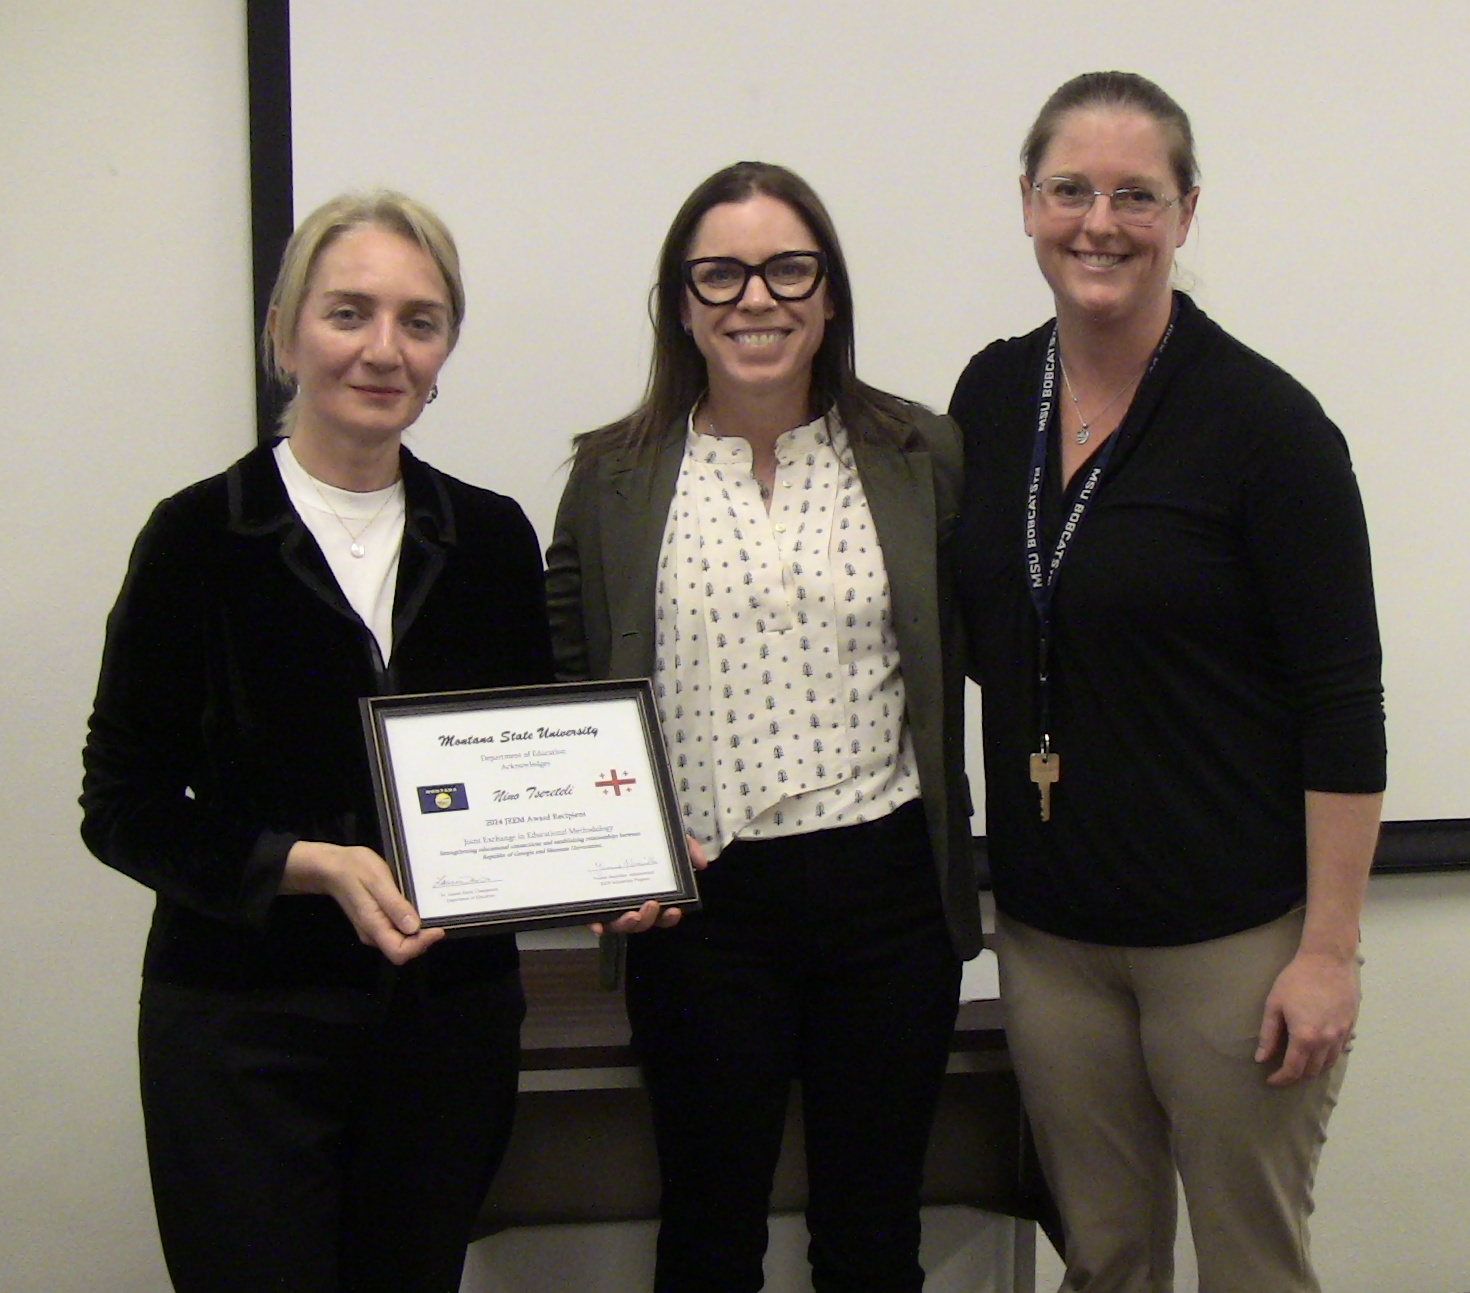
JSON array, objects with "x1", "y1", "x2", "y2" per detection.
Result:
[{"x1": 307, "y1": 474, "x2": 401, "y2": 558}]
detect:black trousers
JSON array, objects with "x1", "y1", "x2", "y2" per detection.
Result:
[
  {"x1": 626, "y1": 801, "x2": 962, "y2": 1293},
  {"x1": 138, "y1": 964, "x2": 523, "y2": 1293}
]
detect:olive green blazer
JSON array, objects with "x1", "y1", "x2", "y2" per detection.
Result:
[{"x1": 546, "y1": 408, "x2": 982, "y2": 958}]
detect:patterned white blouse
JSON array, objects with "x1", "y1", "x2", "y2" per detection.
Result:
[{"x1": 654, "y1": 412, "x2": 921, "y2": 860}]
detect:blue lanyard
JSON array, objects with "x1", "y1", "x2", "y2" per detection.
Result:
[{"x1": 1025, "y1": 306, "x2": 1177, "y2": 751}]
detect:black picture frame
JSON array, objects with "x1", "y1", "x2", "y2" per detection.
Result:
[{"x1": 361, "y1": 678, "x2": 700, "y2": 934}]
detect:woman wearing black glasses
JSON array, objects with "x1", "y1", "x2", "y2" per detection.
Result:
[
  {"x1": 950, "y1": 72, "x2": 1385, "y2": 1291},
  {"x1": 548, "y1": 160, "x2": 981, "y2": 1293}
]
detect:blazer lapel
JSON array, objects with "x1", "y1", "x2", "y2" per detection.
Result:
[
  {"x1": 228, "y1": 442, "x2": 455, "y2": 674},
  {"x1": 229, "y1": 440, "x2": 357, "y2": 623},
  {"x1": 599, "y1": 426, "x2": 686, "y2": 677},
  {"x1": 852, "y1": 430, "x2": 942, "y2": 750},
  {"x1": 392, "y1": 449, "x2": 453, "y2": 650}
]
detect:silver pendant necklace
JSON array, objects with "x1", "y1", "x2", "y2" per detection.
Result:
[
  {"x1": 309, "y1": 475, "x2": 400, "y2": 558},
  {"x1": 1058, "y1": 355, "x2": 1148, "y2": 445}
]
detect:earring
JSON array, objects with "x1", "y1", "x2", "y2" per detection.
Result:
[{"x1": 426, "y1": 385, "x2": 439, "y2": 404}]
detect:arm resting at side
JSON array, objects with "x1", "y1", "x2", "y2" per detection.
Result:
[{"x1": 1256, "y1": 789, "x2": 1383, "y2": 1087}]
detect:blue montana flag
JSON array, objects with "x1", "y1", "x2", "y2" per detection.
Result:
[{"x1": 418, "y1": 783, "x2": 468, "y2": 813}]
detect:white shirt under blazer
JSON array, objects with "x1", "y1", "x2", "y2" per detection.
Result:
[{"x1": 656, "y1": 414, "x2": 920, "y2": 859}]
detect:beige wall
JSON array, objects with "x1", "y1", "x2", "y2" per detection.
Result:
[
  {"x1": 1, "y1": 5, "x2": 1465, "y2": 1292},
  {"x1": 1, "y1": 6, "x2": 252, "y2": 1289}
]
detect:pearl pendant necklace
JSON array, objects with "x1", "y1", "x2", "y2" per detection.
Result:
[{"x1": 309, "y1": 475, "x2": 400, "y2": 558}]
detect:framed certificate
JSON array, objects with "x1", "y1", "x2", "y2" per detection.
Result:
[{"x1": 360, "y1": 679, "x2": 700, "y2": 934}]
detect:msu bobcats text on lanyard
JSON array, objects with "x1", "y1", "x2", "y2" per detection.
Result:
[{"x1": 1023, "y1": 308, "x2": 1176, "y2": 821}]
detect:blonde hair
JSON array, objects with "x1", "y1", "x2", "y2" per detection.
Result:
[{"x1": 261, "y1": 190, "x2": 465, "y2": 430}]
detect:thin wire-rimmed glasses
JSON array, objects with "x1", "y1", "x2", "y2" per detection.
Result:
[
  {"x1": 1032, "y1": 176, "x2": 1187, "y2": 228},
  {"x1": 683, "y1": 251, "x2": 827, "y2": 307}
]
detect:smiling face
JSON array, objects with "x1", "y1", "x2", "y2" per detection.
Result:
[
  {"x1": 277, "y1": 223, "x2": 453, "y2": 451},
  {"x1": 681, "y1": 194, "x2": 833, "y2": 412},
  {"x1": 1023, "y1": 107, "x2": 1197, "y2": 333}
]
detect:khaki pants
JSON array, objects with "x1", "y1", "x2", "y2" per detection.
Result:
[{"x1": 995, "y1": 909, "x2": 1350, "y2": 1293}]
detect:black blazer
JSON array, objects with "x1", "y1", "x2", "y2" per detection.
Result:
[
  {"x1": 81, "y1": 440, "x2": 554, "y2": 991},
  {"x1": 546, "y1": 409, "x2": 982, "y2": 958}
]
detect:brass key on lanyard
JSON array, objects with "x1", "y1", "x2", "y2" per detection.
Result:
[{"x1": 1029, "y1": 749, "x2": 1060, "y2": 822}]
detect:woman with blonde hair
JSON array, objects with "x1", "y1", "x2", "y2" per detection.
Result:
[{"x1": 81, "y1": 191, "x2": 552, "y2": 1291}]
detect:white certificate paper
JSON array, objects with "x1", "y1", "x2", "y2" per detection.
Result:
[{"x1": 361, "y1": 681, "x2": 699, "y2": 933}]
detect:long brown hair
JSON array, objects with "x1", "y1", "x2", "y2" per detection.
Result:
[{"x1": 579, "y1": 161, "x2": 917, "y2": 460}]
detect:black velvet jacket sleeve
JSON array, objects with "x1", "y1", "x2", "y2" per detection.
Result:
[
  {"x1": 81, "y1": 442, "x2": 554, "y2": 989},
  {"x1": 950, "y1": 295, "x2": 1385, "y2": 946}
]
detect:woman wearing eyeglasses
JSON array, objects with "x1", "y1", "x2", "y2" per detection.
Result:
[
  {"x1": 949, "y1": 72, "x2": 1385, "y2": 1290},
  {"x1": 548, "y1": 160, "x2": 981, "y2": 1293}
]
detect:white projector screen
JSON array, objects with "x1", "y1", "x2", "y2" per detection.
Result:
[{"x1": 279, "y1": 0, "x2": 1470, "y2": 829}]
